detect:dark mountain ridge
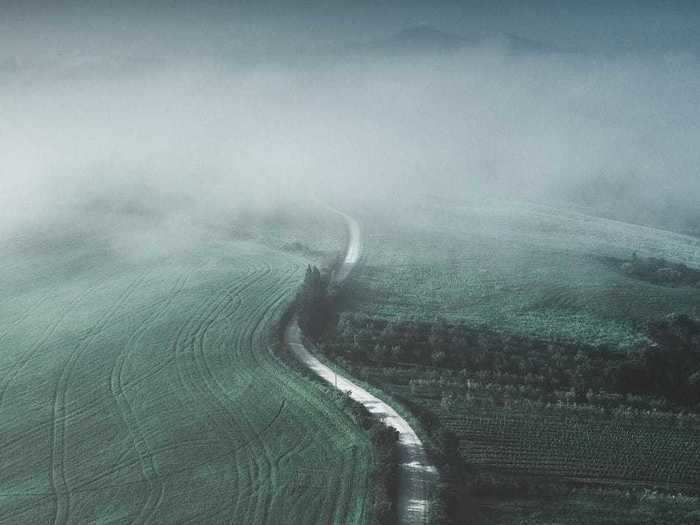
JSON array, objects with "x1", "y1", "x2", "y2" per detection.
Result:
[{"x1": 362, "y1": 25, "x2": 565, "y2": 56}]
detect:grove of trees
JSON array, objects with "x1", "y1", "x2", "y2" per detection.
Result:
[
  {"x1": 296, "y1": 265, "x2": 334, "y2": 339},
  {"x1": 321, "y1": 313, "x2": 700, "y2": 412}
]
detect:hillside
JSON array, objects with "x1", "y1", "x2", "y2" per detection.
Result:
[
  {"x1": 0, "y1": 206, "x2": 371, "y2": 524},
  {"x1": 346, "y1": 198, "x2": 700, "y2": 348}
]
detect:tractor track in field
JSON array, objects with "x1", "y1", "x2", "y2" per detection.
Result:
[
  {"x1": 0, "y1": 277, "x2": 109, "y2": 409},
  {"x1": 243, "y1": 270, "x2": 305, "y2": 523},
  {"x1": 2, "y1": 237, "x2": 373, "y2": 524},
  {"x1": 167, "y1": 264, "x2": 298, "y2": 524},
  {"x1": 232, "y1": 268, "x2": 302, "y2": 524},
  {"x1": 170, "y1": 262, "x2": 305, "y2": 523},
  {"x1": 190, "y1": 267, "x2": 278, "y2": 522},
  {"x1": 171, "y1": 264, "x2": 268, "y2": 518},
  {"x1": 285, "y1": 207, "x2": 439, "y2": 525},
  {"x1": 0, "y1": 264, "x2": 296, "y2": 525},
  {"x1": 50, "y1": 272, "x2": 149, "y2": 525},
  {"x1": 108, "y1": 269, "x2": 196, "y2": 525}
]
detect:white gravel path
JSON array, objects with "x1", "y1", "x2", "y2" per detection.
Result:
[{"x1": 285, "y1": 209, "x2": 438, "y2": 524}]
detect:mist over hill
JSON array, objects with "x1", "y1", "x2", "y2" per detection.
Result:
[
  {"x1": 1, "y1": 4, "x2": 700, "y2": 525},
  {"x1": 1, "y1": 1, "x2": 699, "y2": 247}
]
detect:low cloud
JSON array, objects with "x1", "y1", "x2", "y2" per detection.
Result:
[{"x1": 2, "y1": 11, "x2": 699, "y2": 252}]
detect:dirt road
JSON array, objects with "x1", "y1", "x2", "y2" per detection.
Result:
[{"x1": 285, "y1": 209, "x2": 438, "y2": 524}]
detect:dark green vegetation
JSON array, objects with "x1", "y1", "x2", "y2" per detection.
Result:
[
  {"x1": 604, "y1": 254, "x2": 700, "y2": 288},
  {"x1": 326, "y1": 313, "x2": 700, "y2": 412},
  {"x1": 297, "y1": 265, "x2": 334, "y2": 340},
  {"x1": 323, "y1": 199, "x2": 700, "y2": 524},
  {"x1": 322, "y1": 315, "x2": 700, "y2": 524},
  {"x1": 0, "y1": 206, "x2": 375, "y2": 524}
]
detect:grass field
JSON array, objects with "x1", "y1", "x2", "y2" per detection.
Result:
[
  {"x1": 347, "y1": 197, "x2": 700, "y2": 348},
  {"x1": 327, "y1": 196, "x2": 700, "y2": 523},
  {"x1": 0, "y1": 207, "x2": 370, "y2": 524}
]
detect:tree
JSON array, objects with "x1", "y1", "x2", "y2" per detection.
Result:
[{"x1": 297, "y1": 265, "x2": 332, "y2": 339}]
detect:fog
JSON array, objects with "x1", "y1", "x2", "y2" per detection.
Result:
[{"x1": 2, "y1": 2, "x2": 700, "y2": 254}]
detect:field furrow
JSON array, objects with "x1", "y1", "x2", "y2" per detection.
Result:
[{"x1": 0, "y1": 211, "x2": 371, "y2": 524}]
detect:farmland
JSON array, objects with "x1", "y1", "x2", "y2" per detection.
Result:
[
  {"x1": 321, "y1": 197, "x2": 700, "y2": 523},
  {"x1": 0, "y1": 206, "x2": 371, "y2": 524},
  {"x1": 383, "y1": 370, "x2": 699, "y2": 524},
  {"x1": 356, "y1": 366, "x2": 700, "y2": 487},
  {"x1": 322, "y1": 314, "x2": 700, "y2": 522},
  {"x1": 346, "y1": 198, "x2": 700, "y2": 348}
]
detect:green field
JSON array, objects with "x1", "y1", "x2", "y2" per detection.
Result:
[
  {"x1": 326, "y1": 197, "x2": 700, "y2": 523},
  {"x1": 351, "y1": 364, "x2": 700, "y2": 524},
  {"x1": 0, "y1": 207, "x2": 370, "y2": 524},
  {"x1": 376, "y1": 367, "x2": 700, "y2": 485},
  {"x1": 348, "y1": 198, "x2": 700, "y2": 348}
]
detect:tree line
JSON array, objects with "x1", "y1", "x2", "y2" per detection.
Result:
[{"x1": 321, "y1": 313, "x2": 700, "y2": 413}]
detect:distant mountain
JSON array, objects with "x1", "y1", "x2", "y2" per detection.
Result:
[
  {"x1": 377, "y1": 25, "x2": 478, "y2": 52},
  {"x1": 490, "y1": 32, "x2": 561, "y2": 54},
  {"x1": 359, "y1": 25, "x2": 564, "y2": 56}
]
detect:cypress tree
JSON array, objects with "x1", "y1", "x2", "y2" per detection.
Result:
[{"x1": 298, "y1": 265, "x2": 329, "y2": 339}]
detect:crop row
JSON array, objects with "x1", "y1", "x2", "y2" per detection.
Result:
[{"x1": 434, "y1": 405, "x2": 700, "y2": 485}]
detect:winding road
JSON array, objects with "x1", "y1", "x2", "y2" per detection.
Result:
[{"x1": 285, "y1": 209, "x2": 439, "y2": 524}]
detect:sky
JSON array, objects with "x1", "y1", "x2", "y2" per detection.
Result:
[
  {"x1": 1, "y1": 1, "x2": 699, "y2": 249},
  {"x1": 3, "y1": 1, "x2": 700, "y2": 55}
]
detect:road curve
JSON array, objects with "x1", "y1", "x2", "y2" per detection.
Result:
[{"x1": 285, "y1": 209, "x2": 438, "y2": 524}]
